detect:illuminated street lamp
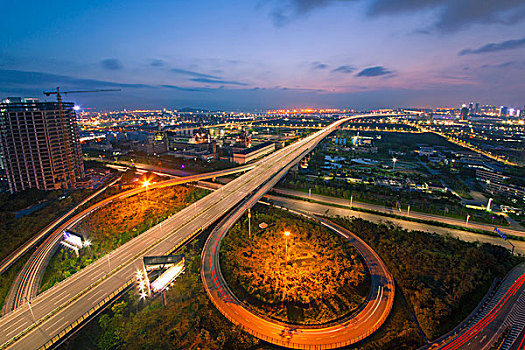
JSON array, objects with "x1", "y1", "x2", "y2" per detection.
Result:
[
  {"x1": 248, "y1": 208, "x2": 252, "y2": 239},
  {"x1": 283, "y1": 231, "x2": 291, "y2": 264},
  {"x1": 24, "y1": 297, "x2": 35, "y2": 322},
  {"x1": 392, "y1": 157, "x2": 397, "y2": 171},
  {"x1": 142, "y1": 179, "x2": 151, "y2": 201}
]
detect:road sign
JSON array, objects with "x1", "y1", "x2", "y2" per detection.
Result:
[{"x1": 494, "y1": 227, "x2": 507, "y2": 240}]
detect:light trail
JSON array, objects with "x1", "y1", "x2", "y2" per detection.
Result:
[{"x1": 440, "y1": 273, "x2": 525, "y2": 350}]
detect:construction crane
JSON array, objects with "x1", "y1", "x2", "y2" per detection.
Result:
[
  {"x1": 42, "y1": 86, "x2": 121, "y2": 187},
  {"x1": 43, "y1": 86, "x2": 121, "y2": 105}
]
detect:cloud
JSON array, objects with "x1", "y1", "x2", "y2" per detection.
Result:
[
  {"x1": 100, "y1": 58, "x2": 123, "y2": 70},
  {"x1": 169, "y1": 66, "x2": 246, "y2": 85},
  {"x1": 161, "y1": 85, "x2": 206, "y2": 92},
  {"x1": 266, "y1": 0, "x2": 525, "y2": 32},
  {"x1": 3, "y1": 68, "x2": 525, "y2": 112},
  {"x1": 331, "y1": 65, "x2": 356, "y2": 73},
  {"x1": 170, "y1": 68, "x2": 220, "y2": 79},
  {"x1": 0, "y1": 69, "x2": 243, "y2": 98},
  {"x1": 480, "y1": 61, "x2": 516, "y2": 69},
  {"x1": 368, "y1": 0, "x2": 525, "y2": 32},
  {"x1": 0, "y1": 69, "x2": 150, "y2": 90},
  {"x1": 459, "y1": 37, "x2": 525, "y2": 56},
  {"x1": 312, "y1": 62, "x2": 328, "y2": 70},
  {"x1": 356, "y1": 66, "x2": 393, "y2": 77},
  {"x1": 288, "y1": 0, "x2": 352, "y2": 13},
  {"x1": 268, "y1": 0, "x2": 354, "y2": 26},
  {"x1": 280, "y1": 86, "x2": 326, "y2": 92},
  {"x1": 190, "y1": 78, "x2": 248, "y2": 86},
  {"x1": 150, "y1": 59, "x2": 166, "y2": 67}
]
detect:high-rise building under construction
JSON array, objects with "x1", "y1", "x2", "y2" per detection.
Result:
[{"x1": 0, "y1": 97, "x2": 84, "y2": 193}]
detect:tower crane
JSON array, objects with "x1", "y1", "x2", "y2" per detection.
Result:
[{"x1": 43, "y1": 86, "x2": 121, "y2": 106}]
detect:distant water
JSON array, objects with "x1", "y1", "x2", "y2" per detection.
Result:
[{"x1": 15, "y1": 202, "x2": 48, "y2": 219}]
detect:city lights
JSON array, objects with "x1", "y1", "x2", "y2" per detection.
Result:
[
  {"x1": 142, "y1": 179, "x2": 151, "y2": 200},
  {"x1": 283, "y1": 231, "x2": 291, "y2": 263}
]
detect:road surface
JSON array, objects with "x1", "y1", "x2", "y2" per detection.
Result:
[
  {"x1": 201, "y1": 184, "x2": 395, "y2": 349},
  {"x1": 2, "y1": 163, "x2": 256, "y2": 314},
  {"x1": 433, "y1": 264, "x2": 525, "y2": 350},
  {"x1": 265, "y1": 194, "x2": 525, "y2": 255},
  {"x1": 272, "y1": 188, "x2": 525, "y2": 238},
  {"x1": 0, "y1": 116, "x2": 349, "y2": 350}
]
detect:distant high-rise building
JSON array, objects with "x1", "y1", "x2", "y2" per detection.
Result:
[
  {"x1": 0, "y1": 97, "x2": 84, "y2": 193},
  {"x1": 499, "y1": 106, "x2": 508, "y2": 117},
  {"x1": 475, "y1": 102, "x2": 479, "y2": 114},
  {"x1": 468, "y1": 102, "x2": 474, "y2": 115},
  {"x1": 460, "y1": 105, "x2": 469, "y2": 120}
]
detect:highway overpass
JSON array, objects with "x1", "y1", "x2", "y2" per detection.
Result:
[
  {"x1": 0, "y1": 117, "x2": 349, "y2": 349},
  {"x1": 2, "y1": 163, "x2": 256, "y2": 314},
  {"x1": 201, "y1": 185, "x2": 394, "y2": 349}
]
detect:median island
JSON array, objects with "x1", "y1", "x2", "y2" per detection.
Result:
[{"x1": 220, "y1": 204, "x2": 370, "y2": 325}]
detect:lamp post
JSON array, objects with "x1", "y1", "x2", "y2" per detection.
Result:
[
  {"x1": 248, "y1": 208, "x2": 251, "y2": 240},
  {"x1": 142, "y1": 180, "x2": 151, "y2": 201},
  {"x1": 392, "y1": 157, "x2": 397, "y2": 171},
  {"x1": 25, "y1": 297, "x2": 35, "y2": 322},
  {"x1": 284, "y1": 231, "x2": 291, "y2": 264}
]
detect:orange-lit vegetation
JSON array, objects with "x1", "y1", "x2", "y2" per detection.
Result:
[
  {"x1": 64, "y1": 214, "x2": 520, "y2": 349},
  {"x1": 40, "y1": 185, "x2": 208, "y2": 292},
  {"x1": 221, "y1": 205, "x2": 370, "y2": 324}
]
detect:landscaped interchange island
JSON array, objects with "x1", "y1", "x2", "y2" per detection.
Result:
[
  {"x1": 220, "y1": 205, "x2": 370, "y2": 325},
  {"x1": 0, "y1": 163, "x2": 520, "y2": 350},
  {"x1": 57, "y1": 199, "x2": 519, "y2": 350}
]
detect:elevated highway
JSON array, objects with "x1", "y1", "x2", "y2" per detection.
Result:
[
  {"x1": 0, "y1": 117, "x2": 349, "y2": 349},
  {"x1": 2, "y1": 163, "x2": 256, "y2": 314},
  {"x1": 0, "y1": 175, "x2": 121, "y2": 276},
  {"x1": 201, "y1": 185, "x2": 395, "y2": 349}
]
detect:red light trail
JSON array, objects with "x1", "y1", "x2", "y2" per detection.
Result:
[{"x1": 440, "y1": 273, "x2": 525, "y2": 350}]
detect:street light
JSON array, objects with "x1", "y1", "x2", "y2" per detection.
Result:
[
  {"x1": 392, "y1": 157, "x2": 397, "y2": 171},
  {"x1": 25, "y1": 297, "x2": 35, "y2": 322},
  {"x1": 248, "y1": 208, "x2": 251, "y2": 239},
  {"x1": 283, "y1": 231, "x2": 291, "y2": 264},
  {"x1": 142, "y1": 180, "x2": 151, "y2": 201}
]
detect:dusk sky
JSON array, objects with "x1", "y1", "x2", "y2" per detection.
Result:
[{"x1": 1, "y1": 0, "x2": 525, "y2": 110}]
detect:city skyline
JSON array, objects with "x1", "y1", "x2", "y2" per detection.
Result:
[
  {"x1": 2, "y1": 0, "x2": 525, "y2": 110},
  {"x1": 1, "y1": 2, "x2": 525, "y2": 350}
]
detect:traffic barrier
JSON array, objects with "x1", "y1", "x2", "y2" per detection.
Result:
[{"x1": 35, "y1": 278, "x2": 134, "y2": 350}]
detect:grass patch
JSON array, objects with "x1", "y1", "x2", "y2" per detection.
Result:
[
  {"x1": 40, "y1": 185, "x2": 209, "y2": 293},
  {"x1": 331, "y1": 217, "x2": 522, "y2": 340},
  {"x1": 220, "y1": 204, "x2": 370, "y2": 325},
  {"x1": 0, "y1": 253, "x2": 31, "y2": 311},
  {"x1": 59, "y1": 234, "x2": 260, "y2": 350},
  {"x1": 271, "y1": 191, "x2": 525, "y2": 242},
  {"x1": 0, "y1": 188, "x2": 96, "y2": 263}
]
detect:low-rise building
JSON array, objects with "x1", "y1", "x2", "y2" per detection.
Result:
[
  {"x1": 476, "y1": 168, "x2": 524, "y2": 202},
  {"x1": 419, "y1": 147, "x2": 435, "y2": 156},
  {"x1": 476, "y1": 169, "x2": 509, "y2": 184},
  {"x1": 232, "y1": 142, "x2": 275, "y2": 164}
]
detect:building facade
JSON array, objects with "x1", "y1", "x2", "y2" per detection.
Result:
[
  {"x1": 232, "y1": 142, "x2": 275, "y2": 164},
  {"x1": 0, "y1": 98, "x2": 84, "y2": 193}
]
